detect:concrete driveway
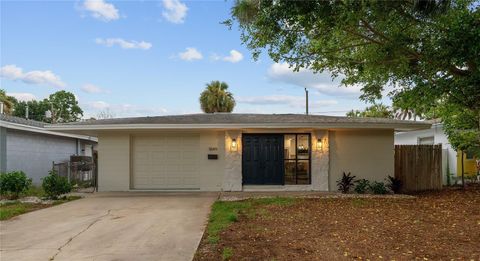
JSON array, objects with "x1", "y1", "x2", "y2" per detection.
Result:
[{"x1": 0, "y1": 192, "x2": 217, "y2": 261}]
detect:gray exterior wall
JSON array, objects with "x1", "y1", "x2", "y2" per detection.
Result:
[
  {"x1": 5, "y1": 129, "x2": 84, "y2": 184},
  {"x1": 0, "y1": 127, "x2": 6, "y2": 173}
]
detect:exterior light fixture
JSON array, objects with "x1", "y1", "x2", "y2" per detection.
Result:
[
  {"x1": 231, "y1": 138, "x2": 238, "y2": 152},
  {"x1": 316, "y1": 138, "x2": 324, "y2": 151}
]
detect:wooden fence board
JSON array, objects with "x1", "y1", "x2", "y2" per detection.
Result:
[{"x1": 394, "y1": 145, "x2": 442, "y2": 192}]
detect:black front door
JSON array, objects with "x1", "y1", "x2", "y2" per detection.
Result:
[{"x1": 242, "y1": 134, "x2": 284, "y2": 185}]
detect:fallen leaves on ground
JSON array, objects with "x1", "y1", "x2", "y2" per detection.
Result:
[{"x1": 195, "y1": 186, "x2": 480, "y2": 261}]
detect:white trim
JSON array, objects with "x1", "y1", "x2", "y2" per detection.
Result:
[
  {"x1": 46, "y1": 122, "x2": 430, "y2": 132},
  {"x1": 0, "y1": 120, "x2": 98, "y2": 141}
]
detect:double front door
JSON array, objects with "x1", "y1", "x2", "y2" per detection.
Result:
[{"x1": 242, "y1": 134, "x2": 284, "y2": 185}]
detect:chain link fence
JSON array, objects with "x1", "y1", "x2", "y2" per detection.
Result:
[{"x1": 52, "y1": 155, "x2": 96, "y2": 192}]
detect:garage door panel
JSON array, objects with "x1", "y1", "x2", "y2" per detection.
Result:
[{"x1": 132, "y1": 135, "x2": 200, "y2": 189}]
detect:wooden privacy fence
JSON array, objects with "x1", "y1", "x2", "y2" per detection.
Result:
[{"x1": 394, "y1": 145, "x2": 442, "y2": 192}]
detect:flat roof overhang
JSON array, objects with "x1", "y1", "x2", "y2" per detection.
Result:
[{"x1": 46, "y1": 122, "x2": 431, "y2": 137}]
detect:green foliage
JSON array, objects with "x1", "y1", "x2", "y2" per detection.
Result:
[
  {"x1": 41, "y1": 170, "x2": 72, "y2": 199},
  {"x1": 230, "y1": 0, "x2": 479, "y2": 106},
  {"x1": 386, "y1": 175, "x2": 403, "y2": 193},
  {"x1": 336, "y1": 172, "x2": 356, "y2": 193},
  {"x1": 346, "y1": 103, "x2": 393, "y2": 118},
  {"x1": 438, "y1": 102, "x2": 480, "y2": 155},
  {"x1": 207, "y1": 201, "x2": 251, "y2": 243},
  {"x1": 48, "y1": 90, "x2": 83, "y2": 122},
  {"x1": 222, "y1": 247, "x2": 234, "y2": 260},
  {"x1": 12, "y1": 90, "x2": 83, "y2": 123},
  {"x1": 369, "y1": 181, "x2": 389, "y2": 195},
  {"x1": 13, "y1": 100, "x2": 50, "y2": 122},
  {"x1": 354, "y1": 179, "x2": 370, "y2": 194},
  {"x1": 0, "y1": 171, "x2": 32, "y2": 199},
  {"x1": 0, "y1": 202, "x2": 32, "y2": 220},
  {"x1": 199, "y1": 81, "x2": 236, "y2": 113},
  {"x1": 0, "y1": 89, "x2": 17, "y2": 114}
]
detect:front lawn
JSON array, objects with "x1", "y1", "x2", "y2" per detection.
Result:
[
  {"x1": 0, "y1": 196, "x2": 81, "y2": 220},
  {"x1": 195, "y1": 186, "x2": 480, "y2": 260}
]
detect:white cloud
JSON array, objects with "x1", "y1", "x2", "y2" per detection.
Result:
[
  {"x1": 211, "y1": 50, "x2": 244, "y2": 63},
  {"x1": 95, "y1": 38, "x2": 152, "y2": 50},
  {"x1": 88, "y1": 101, "x2": 110, "y2": 110},
  {"x1": 0, "y1": 65, "x2": 23, "y2": 79},
  {"x1": 237, "y1": 95, "x2": 337, "y2": 108},
  {"x1": 179, "y1": 47, "x2": 203, "y2": 61},
  {"x1": 267, "y1": 62, "x2": 361, "y2": 97},
  {"x1": 6, "y1": 92, "x2": 37, "y2": 102},
  {"x1": 83, "y1": 101, "x2": 168, "y2": 118},
  {"x1": 162, "y1": 0, "x2": 188, "y2": 24},
  {"x1": 223, "y1": 50, "x2": 244, "y2": 63},
  {"x1": 81, "y1": 84, "x2": 108, "y2": 94},
  {"x1": 83, "y1": 0, "x2": 120, "y2": 21},
  {"x1": 0, "y1": 65, "x2": 66, "y2": 88}
]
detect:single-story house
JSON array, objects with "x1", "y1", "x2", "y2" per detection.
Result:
[
  {"x1": 0, "y1": 114, "x2": 98, "y2": 184},
  {"x1": 395, "y1": 120, "x2": 477, "y2": 181},
  {"x1": 47, "y1": 113, "x2": 429, "y2": 192}
]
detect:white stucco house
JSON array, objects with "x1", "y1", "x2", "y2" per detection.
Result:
[
  {"x1": 0, "y1": 114, "x2": 98, "y2": 184},
  {"x1": 47, "y1": 113, "x2": 429, "y2": 192}
]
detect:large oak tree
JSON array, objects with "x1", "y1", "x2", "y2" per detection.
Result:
[{"x1": 228, "y1": 0, "x2": 479, "y2": 156}]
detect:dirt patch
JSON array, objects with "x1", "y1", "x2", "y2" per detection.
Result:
[{"x1": 195, "y1": 186, "x2": 480, "y2": 260}]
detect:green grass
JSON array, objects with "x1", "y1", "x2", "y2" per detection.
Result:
[
  {"x1": 222, "y1": 247, "x2": 233, "y2": 260},
  {"x1": 206, "y1": 197, "x2": 297, "y2": 244},
  {"x1": 0, "y1": 196, "x2": 81, "y2": 220},
  {"x1": 22, "y1": 185, "x2": 46, "y2": 198}
]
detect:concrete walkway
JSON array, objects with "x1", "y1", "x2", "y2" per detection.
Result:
[{"x1": 0, "y1": 192, "x2": 217, "y2": 261}]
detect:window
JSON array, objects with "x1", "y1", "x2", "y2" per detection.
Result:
[
  {"x1": 418, "y1": 136, "x2": 434, "y2": 145},
  {"x1": 284, "y1": 134, "x2": 310, "y2": 185}
]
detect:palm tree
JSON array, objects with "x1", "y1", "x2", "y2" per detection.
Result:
[
  {"x1": 0, "y1": 89, "x2": 15, "y2": 114},
  {"x1": 199, "y1": 81, "x2": 236, "y2": 113}
]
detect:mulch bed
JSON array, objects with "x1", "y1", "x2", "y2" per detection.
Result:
[{"x1": 195, "y1": 186, "x2": 480, "y2": 260}]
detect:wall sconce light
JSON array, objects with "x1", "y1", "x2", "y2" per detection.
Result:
[
  {"x1": 316, "y1": 138, "x2": 324, "y2": 151},
  {"x1": 231, "y1": 138, "x2": 238, "y2": 152}
]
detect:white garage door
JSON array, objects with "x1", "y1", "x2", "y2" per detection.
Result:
[{"x1": 132, "y1": 134, "x2": 200, "y2": 189}]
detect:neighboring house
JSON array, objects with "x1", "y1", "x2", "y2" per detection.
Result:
[
  {"x1": 0, "y1": 114, "x2": 98, "y2": 184},
  {"x1": 395, "y1": 121, "x2": 477, "y2": 183},
  {"x1": 47, "y1": 113, "x2": 429, "y2": 192}
]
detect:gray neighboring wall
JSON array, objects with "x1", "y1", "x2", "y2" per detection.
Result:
[
  {"x1": 6, "y1": 129, "x2": 78, "y2": 184},
  {"x1": 0, "y1": 115, "x2": 97, "y2": 184}
]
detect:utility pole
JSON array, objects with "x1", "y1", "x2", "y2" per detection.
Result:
[{"x1": 305, "y1": 88, "x2": 309, "y2": 115}]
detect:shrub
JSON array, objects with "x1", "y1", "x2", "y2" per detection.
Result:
[
  {"x1": 354, "y1": 179, "x2": 370, "y2": 194},
  {"x1": 42, "y1": 170, "x2": 72, "y2": 199},
  {"x1": 337, "y1": 172, "x2": 356, "y2": 193},
  {"x1": 369, "y1": 181, "x2": 388, "y2": 194},
  {"x1": 386, "y1": 175, "x2": 403, "y2": 193},
  {"x1": 0, "y1": 171, "x2": 32, "y2": 199}
]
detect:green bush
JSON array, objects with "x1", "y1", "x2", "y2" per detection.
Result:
[
  {"x1": 0, "y1": 171, "x2": 32, "y2": 199},
  {"x1": 354, "y1": 179, "x2": 370, "y2": 194},
  {"x1": 369, "y1": 181, "x2": 388, "y2": 194},
  {"x1": 386, "y1": 175, "x2": 403, "y2": 193},
  {"x1": 336, "y1": 172, "x2": 356, "y2": 193},
  {"x1": 42, "y1": 170, "x2": 72, "y2": 199}
]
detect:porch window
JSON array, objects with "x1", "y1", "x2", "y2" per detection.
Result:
[{"x1": 284, "y1": 134, "x2": 311, "y2": 185}]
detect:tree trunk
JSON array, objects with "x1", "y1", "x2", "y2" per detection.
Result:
[{"x1": 461, "y1": 151, "x2": 465, "y2": 189}]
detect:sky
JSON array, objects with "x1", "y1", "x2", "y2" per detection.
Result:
[{"x1": 1, "y1": 0, "x2": 390, "y2": 119}]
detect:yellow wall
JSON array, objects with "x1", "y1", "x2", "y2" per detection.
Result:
[{"x1": 456, "y1": 151, "x2": 477, "y2": 177}]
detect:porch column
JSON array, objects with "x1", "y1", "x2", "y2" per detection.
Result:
[
  {"x1": 223, "y1": 131, "x2": 242, "y2": 191},
  {"x1": 312, "y1": 130, "x2": 329, "y2": 191}
]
